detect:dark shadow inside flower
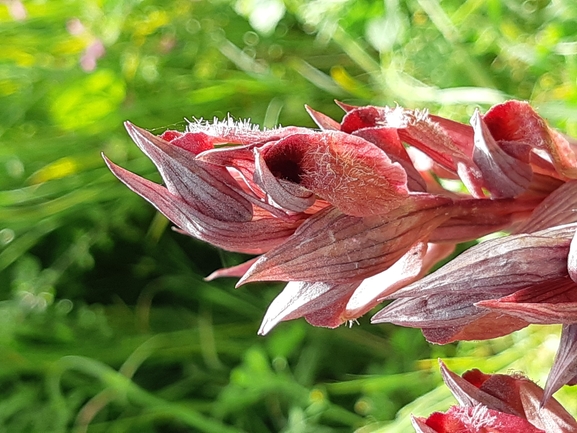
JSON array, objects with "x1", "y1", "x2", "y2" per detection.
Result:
[{"x1": 265, "y1": 150, "x2": 305, "y2": 184}]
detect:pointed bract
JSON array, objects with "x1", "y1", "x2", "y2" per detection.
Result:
[
  {"x1": 124, "y1": 122, "x2": 254, "y2": 223},
  {"x1": 103, "y1": 156, "x2": 302, "y2": 254},
  {"x1": 239, "y1": 195, "x2": 452, "y2": 285},
  {"x1": 543, "y1": 324, "x2": 577, "y2": 404}
]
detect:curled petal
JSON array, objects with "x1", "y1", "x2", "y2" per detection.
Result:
[
  {"x1": 483, "y1": 100, "x2": 577, "y2": 178},
  {"x1": 470, "y1": 110, "x2": 532, "y2": 198},
  {"x1": 103, "y1": 156, "x2": 302, "y2": 254},
  {"x1": 253, "y1": 148, "x2": 315, "y2": 213},
  {"x1": 124, "y1": 122, "x2": 253, "y2": 223},
  {"x1": 261, "y1": 131, "x2": 409, "y2": 216},
  {"x1": 239, "y1": 195, "x2": 452, "y2": 285}
]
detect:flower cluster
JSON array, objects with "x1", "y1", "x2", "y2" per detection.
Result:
[
  {"x1": 414, "y1": 361, "x2": 577, "y2": 433},
  {"x1": 104, "y1": 100, "x2": 577, "y2": 402}
]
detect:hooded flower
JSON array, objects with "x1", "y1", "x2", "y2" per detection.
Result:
[
  {"x1": 412, "y1": 361, "x2": 577, "y2": 433},
  {"x1": 105, "y1": 100, "x2": 577, "y2": 399}
]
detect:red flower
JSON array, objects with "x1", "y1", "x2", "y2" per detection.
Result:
[
  {"x1": 413, "y1": 361, "x2": 577, "y2": 433},
  {"x1": 104, "y1": 100, "x2": 577, "y2": 399}
]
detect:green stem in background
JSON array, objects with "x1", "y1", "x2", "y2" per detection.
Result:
[{"x1": 48, "y1": 354, "x2": 246, "y2": 433}]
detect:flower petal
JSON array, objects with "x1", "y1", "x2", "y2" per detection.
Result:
[
  {"x1": 391, "y1": 224, "x2": 577, "y2": 299},
  {"x1": 238, "y1": 194, "x2": 452, "y2": 285},
  {"x1": 372, "y1": 291, "x2": 515, "y2": 329},
  {"x1": 411, "y1": 416, "x2": 438, "y2": 433},
  {"x1": 518, "y1": 377, "x2": 577, "y2": 432},
  {"x1": 421, "y1": 405, "x2": 545, "y2": 433},
  {"x1": 352, "y1": 127, "x2": 427, "y2": 192},
  {"x1": 439, "y1": 361, "x2": 520, "y2": 416},
  {"x1": 253, "y1": 147, "x2": 315, "y2": 213},
  {"x1": 305, "y1": 105, "x2": 341, "y2": 130},
  {"x1": 470, "y1": 110, "x2": 532, "y2": 198},
  {"x1": 103, "y1": 156, "x2": 302, "y2": 254},
  {"x1": 570, "y1": 228, "x2": 577, "y2": 283},
  {"x1": 124, "y1": 122, "x2": 253, "y2": 223},
  {"x1": 543, "y1": 324, "x2": 577, "y2": 404},
  {"x1": 429, "y1": 197, "x2": 541, "y2": 243},
  {"x1": 342, "y1": 242, "x2": 429, "y2": 321},
  {"x1": 476, "y1": 277, "x2": 577, "y2": 324},
  {"x1": 483, "y1": 100, "x2": 577, "y2": 178},
  {"x1": 258, "y1": 281, "x2": 359, "y2": 335},
  {"x1": 261, "y1": 131, "x2": 410, "y2": 216},
  {"x1": 204, "y1": 258, "x2": 259, "y2": 281},
  {"x1": 419, "y1": 313, "x2": 530, "y2": 344},
  {"x1": 514, "y1": 180, "x2": 577, "y2": 234}
]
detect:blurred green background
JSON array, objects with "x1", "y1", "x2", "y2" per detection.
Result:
[{"x1": 2, "y1": 0, "x2": 577, "y2": 432}]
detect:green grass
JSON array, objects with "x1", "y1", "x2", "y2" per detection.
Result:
[{"x1": 2, "y1": 0, "x2": 577, "y2": 431}]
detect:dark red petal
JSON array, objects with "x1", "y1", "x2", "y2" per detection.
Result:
[
  {"x1": 340, "y1": 105, "x2": 384, "y2": 133},
  {"x1": 483, "y1": 100, "x2": 577, "y2": 178},
  {"x1": 160, "y1": 130, "x2": 214, "y2": 154},
  {"x1": 439, "y1": 361, "x2": 520, "y2": 416},
  {"x1": 424, "y1": 405, "x2": 545, "y2": 433}
]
